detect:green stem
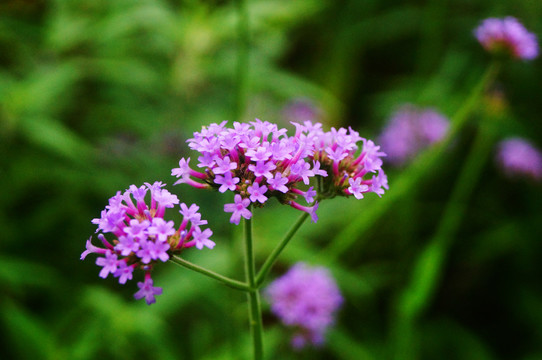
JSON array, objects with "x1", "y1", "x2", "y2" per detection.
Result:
[
  {"x1": 244, "y1": 212, "x2": 264, "y2": 360},
  {"x1": 255, "y1": 212, "x2": 309, "y2": 286},
  {"x1": 393, "y1": 116, "x2": 499, "y2": 360},
  {"x1": 169, "y1": 255, "x2": 252, "y2": 292},
  {"x1": 234, "y1": 0, "x2": 250, "y2": 122},
  {"x1": 324, "y1": 61, "x2": 500, "y2": 261}
]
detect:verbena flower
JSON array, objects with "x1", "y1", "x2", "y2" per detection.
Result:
[
  {"x1": 81, "y1": 182, "x2": 213, "y2": 304},
  {"x1": 283, "y1": 98, "x2": 322, "y2": 123},
  {"x1": 474, "y1": 17, "x2": 539, "y2": 60},
  {"x1": 172, "y1": 120, "x2": 388, "y2": 224},
  {"x1": 378, "y1": 104, "x2": 449, "y2": 166},
  {"x1": 296, "y1": 121, "x2": 389, "y2": 199},
  {"x1": 496, "y1": 137, "x2": 542, "y2": 180},
  {"x1": 265, "y1": 263, "x2": 343, "y2": 349}
]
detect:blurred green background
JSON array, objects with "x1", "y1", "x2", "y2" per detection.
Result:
[{"x1": 1, "y1": 0, "x2": 541, "y2": 359}]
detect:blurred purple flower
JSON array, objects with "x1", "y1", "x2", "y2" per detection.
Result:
[
  {"x1": 379, "y1": 104, "x2": 449, "y2": 166},
  {"x1": 283, "y1": 98, "x2": 322, "y2": 123},
  {"x1": 265, "y1": 263, "x2": 343, "y2": 349},
  {"x1": 496, "y1": 137, "x2": 542, "y2": 180},
  {"x1": 474, "y1": 17, "x2": 538, "y2": 60}
]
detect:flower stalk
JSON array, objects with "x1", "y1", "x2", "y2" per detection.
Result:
[
  {"x1": 393, "y1": 75, "x2": 501, "y2": 360},
  {"x1": 234, "y1": 0, "x2": 250, "y2": 122},
  {"x1": 323, "y1": 61, "x2": 500, "y2": 260},
  {"x1": 256, "y1": 212, "x2": 310, "y2": 286},
  {"x1": 169, "y1": 255, "x2": 252, "y2": 292},
  {"x1": 244, "y1": 208, "x2": 264, "y2": 360}
]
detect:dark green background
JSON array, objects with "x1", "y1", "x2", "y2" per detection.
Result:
[{"x1": 1, "y1": 0, "x2": 541, "y2": 359}]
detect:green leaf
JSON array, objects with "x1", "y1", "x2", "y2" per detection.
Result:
[{"x1": 327, "y1": 328, "x2": 377, "y2": 360}]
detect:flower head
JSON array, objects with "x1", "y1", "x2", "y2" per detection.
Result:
[
  {"x1": 378, "y1": 104, "x2": 449, "y2": 166},
  {"x1": 82, "y1": 182, "x2": 213, "y2": 304},
  {"x1": 173, "y1": 119, "x2": 388, "y2": 224},
  {"x1": 298, "y1": 121, "x2": 388, "y2": 200},
  {"x1": 265, "y1": 263, "x2": 343, "y2": 349},
  {"x1": 496, "y1": 137, "x2": 542, "y2": 180},
  {"x1": 475, "y1": 17, "x2": 538, "y2": 60},
  {"x1": 172, "y1": 121, "x2": 324, "y2": 222}
]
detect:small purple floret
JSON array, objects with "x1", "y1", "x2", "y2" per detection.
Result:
[
  {"x1": 114, "y1": 261, "x2": 134, "y2": 284},
  {"x1": 247, "y1": 182, "x2": 268, "y2": 203},
  {"x1": 214, "y1": 172, "x2": 240, "y2": 193},
  {"x1": 267, "y1": 173, "x2": 289, "y2": 193},
  {"x1": 148, "y1": 218, "x2": 176, "y2": 242},
  {"x1": 348, "y1": 177, "x2": 369, "y2": 200},
  {"x1": 192, "y1": 227, "x2": 215, "y2": 250},
  {"x1": 115, "y1": 234, "x2": 139, "y2": 256},
  {"x1": 96, "y1": 250, "x2": 118, "y2": 279},
  {"x1": 179, "y1": 203, "x2": 200, "y2": 221},
  {"x1": 134, "y1": 274, "x2": 163, "y2": 305},
  {"x1": 224, "y1": 194, "x2": 252, "y2": 225}
]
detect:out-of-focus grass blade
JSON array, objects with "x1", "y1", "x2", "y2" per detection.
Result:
[
  {"x1": 78, "y1": 286, "x2": 178, "y2": 359},
  {"x1": 421, "y1": 318, "x2": 495, "y2": 360},
  {"x1": 20, "y1": 116, "x2": 92, "y2": 162},
  {"x1": 468, "y1": 214, "x2": 542, "y2": 264},
  {"x1": 80, "y1": 58, "x2": 164, "y2": 93},
  {"x1": 0, "y1": 255, "x2": 59, "y2": 290},
  {"x1": 327, "y1": 328, "x2": 377, "y2": 360},
  {"x1": 1, "y1": 63, "x2": 80, "y2": 126},
  {"x1": 1, "y1": 299, "x2": 60, "y2": 360}
]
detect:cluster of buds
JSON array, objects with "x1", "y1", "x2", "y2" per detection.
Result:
[
  {"x1": 171, "y1": 119, "x2": 388, "y2": 224},
  {"x1": 81, "y1": 182, "x2": 213, "y2": 304},
  {"x1": 293, "y1": 120, "x2": 389, "y2": 200}
]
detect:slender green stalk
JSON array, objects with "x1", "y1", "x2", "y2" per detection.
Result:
[
  {"x1": 244, "y1": 212, "x2": 264, "y2": 360},
  {"x1": 324, "y1": 62, "x2": 500, "y2": 260},
  {"x1": 233, "y1": 3, "x2": 263, "y2": 358},
  {"x1": 255, "y1": 212, "x2": 309, "y2": 286},
  {"x1": 169, "y1": 255, "x2": 252, "y2": 292},
  {"x1": 393, "y1": 117, "x2": 499, "y2": 360},
  {"x1": 234, "y1": 0, "x2": 250, "y2": 122}
]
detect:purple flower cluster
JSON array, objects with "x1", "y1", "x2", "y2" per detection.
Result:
[
  {"x1": 172, "y1": 119, "x2": 388, "y2": 224},
  {"x1": 496, "y1": 137, "x2": 542, "y2": 180},
  {"x1": 265, "y1": 263, "x2": 343, "y2": 349},
  {"x1": 378, "y1": 104, "x2": 450, "y2": 166},
  {"x1": 301, "y1": 121, "x2": 389, "y2": 199},
  {"x1": 474, "y1": 17, "x2": 539, "y2": 60},
  {"x1": 81, "y1": 182, "x2": 213, "y2": 304}
]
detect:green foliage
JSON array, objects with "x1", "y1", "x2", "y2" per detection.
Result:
[{"x1": 1, "y1": 0, "x2": 541, "y2": 359}]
